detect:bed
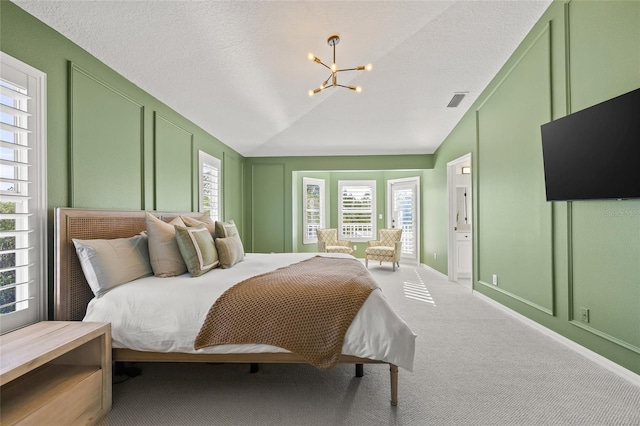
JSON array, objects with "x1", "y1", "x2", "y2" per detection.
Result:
[{"x1": 54, "y1": 207, "x2": 416, "y2": 405}]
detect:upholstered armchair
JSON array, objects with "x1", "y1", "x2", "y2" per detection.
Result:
[
  {"x1": 365, "y1": 229, "x2": 403, "y2": 271},
  {"x1": 316, "y1": 228, "x2": 353, "y2": 255}
]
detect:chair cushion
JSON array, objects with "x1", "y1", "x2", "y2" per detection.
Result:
[
  {"x1": 326, "y1": 245, "x2": 353, "y2": 254},
  {"x1": 365, "y1": 246, "x2": 395, "y2": 257}
]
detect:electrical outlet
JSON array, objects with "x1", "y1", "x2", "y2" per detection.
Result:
[
  {"x1": 352, "y1": 245, "x2": 357, "y2": 251},
  {"x1": 433, "y1": 252, "x2": 437, "y2": 260},
  {"x1": 492, "y1": 274, "x2": 498, "y2": 285},
  {"x1": 580, "y1": 307, "x2": 590, "y2": 323}
]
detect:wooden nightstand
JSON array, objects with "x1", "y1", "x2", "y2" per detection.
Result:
[{"x1": 0, "y1": 321, "x2": 112, "y2": 425}]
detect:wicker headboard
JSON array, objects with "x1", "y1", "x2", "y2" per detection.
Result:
[{"x1": 54, "y1": 208, "x2": 203, "y2": 321}]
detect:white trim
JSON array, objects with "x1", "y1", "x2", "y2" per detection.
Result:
[
  {"x1": 446, "y1": 153, "x2": 472, "y2": 282},
  {"x1": 473, "y1": 290, "x2": 640, "y2": 388},
  {"x1": 387, "y1": 177, "x2": 420, "y2": 264}
]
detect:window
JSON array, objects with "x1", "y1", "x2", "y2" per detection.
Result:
[
  {"x1": 198, "y1": 151, "x2": 221, "y2": 221},
  {"x1": 303, "y1": 177, "x2": 325, "y2": 244},
  {"x1": 0, "y1": 52, "x2": 47, "y2": 334},
  {"x1": 338, "y1": 180, "x2": 376, "y2": 241}
]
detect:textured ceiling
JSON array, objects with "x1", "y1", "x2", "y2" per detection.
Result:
[{"x1": 13, "y1": 0, "x2": 551, "y2": 157}]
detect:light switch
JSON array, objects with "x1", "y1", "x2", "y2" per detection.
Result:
[{"x1": 379, "y1": 214, "x2": 383, "y2": 220}]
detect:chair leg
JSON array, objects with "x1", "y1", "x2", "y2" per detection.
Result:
[{"x1": 365, "y1": 257, "x2": 368, "y2": 268}]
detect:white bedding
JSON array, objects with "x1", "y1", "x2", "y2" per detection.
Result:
[{"x1": 84, "y1": 252, "x2": 416, "y2": 371}]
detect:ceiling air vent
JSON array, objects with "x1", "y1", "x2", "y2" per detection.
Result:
[{"x1": 447, "y1": 92, "x2": 467, "y2": 108}]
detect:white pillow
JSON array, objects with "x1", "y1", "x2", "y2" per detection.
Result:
[{"x1": 73, "y1": 234, "x2": 152, "y2": 297}]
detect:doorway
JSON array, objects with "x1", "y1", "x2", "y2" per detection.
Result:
[
  {"x1": 387, "y1": 177, "x2": 420, "y2": 265},
  {"x1": 447, "y1": 154, "x2": 472, "y2": 286}
]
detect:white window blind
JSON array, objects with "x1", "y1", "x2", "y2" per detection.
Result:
[
  {"x1": 0, "y1": 52, "x2": 47, "y2": 334},
  {"x1": 303, "y1": 177, "x2": 325, "y2": 244},
  {"x1": 338, "y1": 180, "x2": 376, "y2": 241},
  {"x1": 198, "y1": 151, "x2": 221, "y2": 221}
]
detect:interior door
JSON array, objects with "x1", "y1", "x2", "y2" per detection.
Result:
[{"x1": 387, "y1": 178, "x2": 419, "y2": 264}]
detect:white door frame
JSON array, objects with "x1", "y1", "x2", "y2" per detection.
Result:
[
  {"x1": 447, "y1": 153, "x2": 472, "y2": 282},
  {"x1": 387, "y1": 176, "x2": 420, "y2": 265}
]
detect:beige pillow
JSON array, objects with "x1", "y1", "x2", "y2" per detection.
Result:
[
  {"x1": 215, "y1": 234, "x2": 244, "y2": 269},
  {"x1": 181, "y1": 215, "x2": 216, "y2": 239},
  {"x1": 175, "y1": 225, "x2": 219, "y2": 277},
  {"x1": 145, "y1": 212, "x2": 187, "y2": 277},
  {"x1": 73, "y1": 233, "x2": 152, "y2": 297},
  {"x1": 214, "y1": 219, "x2": 244, "y2": 258}
]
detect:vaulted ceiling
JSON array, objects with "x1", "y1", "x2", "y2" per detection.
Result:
[{"x1": 14, "y1": 0, "x2": 551, "y2": 157}]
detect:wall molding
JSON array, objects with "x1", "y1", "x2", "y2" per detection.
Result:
[
  {"x1": 153, "y1": 112, "x2": 194, "y2": 211},
  {"x1": 68, "y1": 62, "x2": 145, "y2": 208},
  {"x1": 477, "y1": 280, "x2": 553, "y2": 315},
  {"x1": 475, "y1": 23, "x2": 555, "y2": 316},
  {"x1": 474, "y1": 290, "x2": 640, "y2": 387}
]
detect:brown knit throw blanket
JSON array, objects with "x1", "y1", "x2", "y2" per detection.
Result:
[{"x1": 194, "y1": 256, "x2": 379, "y2": 369}]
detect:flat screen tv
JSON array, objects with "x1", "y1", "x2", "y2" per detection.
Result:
[{"x1": 540, "y1": 88, "x2": 640, "y2": 201}]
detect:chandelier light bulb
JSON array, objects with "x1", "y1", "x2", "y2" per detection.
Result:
[{"x1": 307, "y1": 34, "x2": 371, "y2": 96}]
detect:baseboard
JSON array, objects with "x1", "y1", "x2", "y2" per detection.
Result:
[
  {"x1": 420, "y1": 263, "x2": 449, "y2": 280},
  {"x1": 473, "y1": 290, "x2": 640, "y2": 388}
]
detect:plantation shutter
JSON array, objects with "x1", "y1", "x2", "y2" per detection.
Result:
[
  {"x1": 0, "y1": 53, "x2": 47, "y2": 334},
  {"x1": 338, "y1": 180, "x2": 376, "y2": 241},
  {"x1": 199, "y1": 151, "x2": 221, "y2": 221},
  {"x1": 303, "y1": 177, "x2": 325, "y2": 244}
]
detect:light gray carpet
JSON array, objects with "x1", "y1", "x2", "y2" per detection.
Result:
[{"x1": 98, "y1": 264, "x2": 640, "y2": 426}]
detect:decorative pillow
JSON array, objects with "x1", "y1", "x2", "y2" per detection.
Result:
[
  {"x1": 175, "y1": 225, "x2": 219, "y2": 277},
  {"x1": 215, "y1": 219, "x2": 239, "y2": 238},
  {"x1": 72, "y1": 233, "x2": 152, "y2": 297},
  {"x1": 145, "y1": 212, "x2": 187, "y2": 277},
  {"x1": 181, "y1": 215, "x2": 216, "y2": 239},
  {"x1": 215, "y1": 235, "x2": 244, "y2": 269}
]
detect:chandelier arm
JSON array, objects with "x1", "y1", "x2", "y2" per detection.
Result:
[
  {"x1": 335, "y1": 68, "x2": 359, "y2": 73},
  {"x1": 316, "y1": 61, "x2": 332, "y2": 71},
  {"x1": 335, "y1": 84, "x2": 352, "y2": 89}
]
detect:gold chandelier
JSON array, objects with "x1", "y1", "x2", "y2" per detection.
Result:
[{"x1": 307, "y1": 34, "x2": 372, "y2": 96}]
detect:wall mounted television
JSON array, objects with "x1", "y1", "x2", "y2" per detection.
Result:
[{"x1": 540, "y1": 88, "x2": 640, "y2": 201}]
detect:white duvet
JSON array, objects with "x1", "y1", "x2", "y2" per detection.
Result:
[{"x1": 84, "y1": 252, "x2": 416, "y2": 371}]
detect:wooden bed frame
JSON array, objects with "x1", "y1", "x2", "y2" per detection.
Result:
[{"x1": 54, "y1": 207, "x2": 400, "y2": 405}]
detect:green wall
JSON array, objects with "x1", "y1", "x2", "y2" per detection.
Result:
[
  {"x1": 0, "y1": 2, "x2": 245, "y2": 313},
  {"x1": 292, "y1": 170, "x2": 424, "y2": 258},
  {"x1": 425, "y1": 0, "x2": 640, "y2": 374},
  {"x1": 244, "y1": 155, "x2": 432, "y2": 254}
]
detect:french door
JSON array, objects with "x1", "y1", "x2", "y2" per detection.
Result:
[{"x1": 387, "y1": 177, "x2": 419, "y2": 264}]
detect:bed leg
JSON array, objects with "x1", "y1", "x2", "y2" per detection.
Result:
[
  {"x1": 355, "y1": 363, "x2": 364, "y2": 377},
  {"x1": 249, "y1": 363, "x2": 259, "y2": 373},
  {"x1": 390, "y1": 364, "x2": 398, "y2": 406}
]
